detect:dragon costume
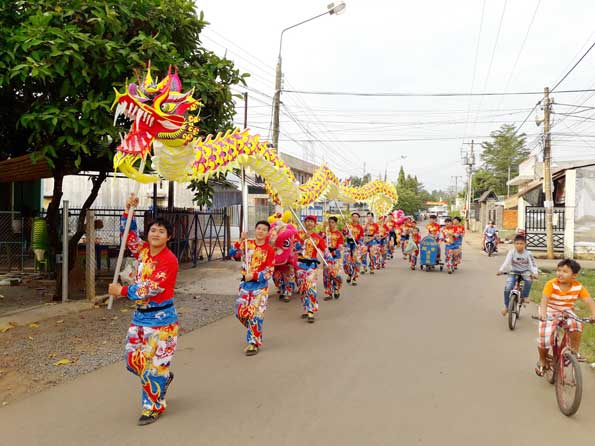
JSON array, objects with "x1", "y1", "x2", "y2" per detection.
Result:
[{"x1": 112, "y1": 65, "x2": 398, "y2": 213}]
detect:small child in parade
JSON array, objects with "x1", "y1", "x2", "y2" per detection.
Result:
[
  {"x1": 108, "y1": 193, "x2": 179, "y2": 426},
  {"x1": 322, "y1": 216, "x2": 344, "y2": 300},
  {"x1": 362, "y1": 212, "x2": 379, "y2": 275},
  {"x1": 386, "y1": 217, "x2": 396, "y2": 260},
  {"x1": 343, "y1": 212, "x2": 364, "y2": 286},
  {"x1": 496, "y1": 234, "x2": 538, "y2": 316},
  {"x1": 229, "y1": 221, "x2": 275, "y2": 356},
  {"x1": 377, "y1": 216, "x2": 390, "y2": 269},
  {"x1": 296, "y1": 215, "x2": 327, "y2": 323},
  {"x1": 535, "y1": 259, "x2": 595, "y2": 377},
  {"x1": 400, "y1": 219, "x2": 411, "y2": 259},
  {"x1": 408, "y1": 226, "x2": 422, "y2": 270},
  {"x1": 440, "y1": 218, "x2": 462, "y2": 274},
  {"x1": 452, "y1": 216, "x2": 465, "y2": 269}
]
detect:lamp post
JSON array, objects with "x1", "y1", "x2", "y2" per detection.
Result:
[{"x1": 272, "y1": 2, "x2": 346, "y2": 151}]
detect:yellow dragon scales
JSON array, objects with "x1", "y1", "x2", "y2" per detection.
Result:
[{"x1": 112, "y1": 65, "x2": 398, "y2": 213}]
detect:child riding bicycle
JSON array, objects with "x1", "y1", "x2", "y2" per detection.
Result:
[
  {"x1": 496, "y1": 234, "x2": 538, "y2": 316},
  {"x1": 535, "y1": 259, "x2": 595, "y2": 377}
]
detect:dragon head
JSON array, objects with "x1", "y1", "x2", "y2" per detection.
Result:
[
  {"x1": 112, "y1": 63, "x2": 200, "y2": 179},
  {"x1": 268, "y1": 219, "x2": 298, "y2": 266}
]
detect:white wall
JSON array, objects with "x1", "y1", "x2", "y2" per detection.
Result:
[{"x1": 43, "y1": 175, "x2": 197, "y2": 209}]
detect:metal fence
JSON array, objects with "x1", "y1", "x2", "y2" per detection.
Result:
[
  {"x1": 0, "y1": 211, "x2": 26, "y2": 272},
  {"x1": 525, "y1": 206, "x2": 565, "y2": 250},
  {"x1": 0, "y1": 206, "x2": 233, "y2": 273}
]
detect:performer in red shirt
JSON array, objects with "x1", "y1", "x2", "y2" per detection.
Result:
[
  {"x1": 408, "y1": 226, "x2": 423, "y2": 270},
  {"x1": 377, "y1": 216, "x2": 391, "y2": 269},
  {"x1": 108, "y1": 193, "x2": 179, "y2": 426},
  {"x1": 229, "y1": 220, "x2": 275, "y2": 356},
  {"x1": 452, "y1": 216, "x2": 465, "y2": 269},
  {"x1": 322, "y1": 216, "x2": 345, "y2": 300},
  {"x1": 426, "y1": 214, "x2": 442, "y2": 263},
  {"x1": 343, "y1": 212, "x2": 364, "y2": 285},
  {"x1": 296, "y1": 215, "x2": 327, "y2": 323},
  {"x1": 362, "y1": 212, "x2": 379, "y2": 274}
]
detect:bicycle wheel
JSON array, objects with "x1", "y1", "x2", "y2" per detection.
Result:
[
  {"x1": 507, "y1": 294, "x2": 518, "y2": 330},
  {"x1": 555, "y1": 350, "x2": 583, "y2": 416}
]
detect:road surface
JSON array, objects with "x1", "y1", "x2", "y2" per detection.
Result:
[{"x1": 2, "y1": 239, "x2": 594, "y2": 445}]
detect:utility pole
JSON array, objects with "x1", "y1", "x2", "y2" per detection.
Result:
[
  {"x1": 507, "y1": 165, "x2": 511, "y2": 198},
  {"x1": 363, "y1": 162, "x2": 366, "y2": 178},
  {"x1": 543, "y1": 87, "x2": 554, "y2": 259},
  {"x1": 461, "y1": 141, "x2": 475, "y2": 230},
  {"x1": 241, "y1": 92, "x2": 249, "y2": 235},
  {"x1": 272, "y1": 60, "x2": 282, "y2": 152}
]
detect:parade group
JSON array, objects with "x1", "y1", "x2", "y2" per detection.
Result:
[
  {"x1": 108, "y1": 195, "x2": 467, "y2": 425},
  {"x1": 229, "y1": 210, "x2": 467, "y2": 355}
]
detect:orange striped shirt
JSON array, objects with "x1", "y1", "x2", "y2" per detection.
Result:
[{"x1": 543, "y1": 278, "x2": 591, "y2": 311}]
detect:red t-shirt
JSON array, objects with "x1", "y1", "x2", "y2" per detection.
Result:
[{"x1": 297, "y1": 230, "x2": 327, "y2": 259}]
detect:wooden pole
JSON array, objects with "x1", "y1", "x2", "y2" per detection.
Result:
[
  {"x1": 62, "y1": 200, "x2": 69, "y2": 302},
  {"x1": 85, "y1": 210, "x2": 96, "y2": 301},
  {"x1": 108, "y1": 158, "x2": 146, "y2": 309}
]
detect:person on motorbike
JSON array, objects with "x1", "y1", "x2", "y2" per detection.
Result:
[{"x1": 482, "y1": 221, "x2": 499, "y2": 253}]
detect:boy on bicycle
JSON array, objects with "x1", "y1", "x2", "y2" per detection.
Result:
[
  {"x1": 535, "y1": 259, "x2": 595, "y2": 376},
  {"x1": 496, "y1": 234, "x2": 538, "y2": 316}
]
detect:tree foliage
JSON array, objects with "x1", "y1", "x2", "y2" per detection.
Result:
[
  {"x1": 0, "y1": 0, "x2": 247, "y2": 166},
  {"x1": 0, "y1": 1, "x2": 247, "y2": 294},
  {"x1": 395, "y1": 167, "x2": 429, "y2": 215},
  {"x1": 347, "y1": 173, "x2": 371, "y2": 187},
  {"x1": 475, "y1": 124, "x2": 528, "y2": 197}
]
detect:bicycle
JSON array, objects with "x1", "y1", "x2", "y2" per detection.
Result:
[
  {"x1": 531, "y1": 311, "x2": 594, "y2": 416},
  {"x1": 504, "y1": 273, "x2": 525, "y2": 330}
]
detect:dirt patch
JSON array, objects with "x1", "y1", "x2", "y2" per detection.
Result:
[{"x1": 0, "y1": 291, "x2": 236, "y2": 406}]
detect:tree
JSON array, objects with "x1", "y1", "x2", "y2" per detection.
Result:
[
  {"x1": 478, "y1": 124, "x2": 528, "y2": 196},
  {"x1": 0, "y1": 1, "x2": 246, "y2": 295},
  {"x1": 472, "y1": 168, "x2": 500, "y2": 198},
  {"x1": 347, "y1": 173, "x2": 371, "y2": 187}
]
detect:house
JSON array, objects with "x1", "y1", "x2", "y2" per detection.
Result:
[
  {"x1": 471, "y1": 190, "x2": 500, "y2": 232},
  {"x1": 507, "y1": 156, "x2": 595, "y2": 259}
]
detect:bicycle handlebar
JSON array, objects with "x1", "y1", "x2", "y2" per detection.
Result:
[{"x1": 531, "y1": 310, "x2": 594, "y2": 324}]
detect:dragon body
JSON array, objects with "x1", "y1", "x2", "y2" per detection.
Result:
[{"x1": 112, "y1": 65, "x2": 398, "y2": 213}]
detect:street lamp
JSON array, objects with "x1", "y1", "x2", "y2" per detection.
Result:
[{"x1": 272, "y1": 2, "x2": 346, "y2": 151}]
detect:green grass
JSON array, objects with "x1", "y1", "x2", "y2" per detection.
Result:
[{"x1": 530, "y1": 269, "x2": 595, "y2": 362}]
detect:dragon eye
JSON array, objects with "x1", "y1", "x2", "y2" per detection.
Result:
[
  {"x1": 160, "y1": 103, "x2": 176, "y2": 113},
  {"x1": 282, "y1": 240, "x2": 290, "y2": 248}
]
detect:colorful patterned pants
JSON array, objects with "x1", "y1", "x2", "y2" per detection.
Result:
[
  {"x1": 409, "y1": 248, "x2": 419, "y2": 267},
  {"x1": 235, "y1": 285, "x2": 269, "y2": 347},
  {"x1": 297, "y1": 266, "x2": 318, "y2": 313},
  {"x1": 343, "y1": 245, "x2": 360, "y2": 281},
  {"x1": 378, "y1": 241, "x2": 388, "y2": 268},
  {"x1": 273, "y1": 264, "x2": 295, "y2": 297},
  {"x1": 323, "y1": 257, "x2": 343, "y2": 296},
  {"x1": 445, "y1": 245, "x2": 459, "y2": 271},
  {"x1": 362, "y1": 242, "x2": 379, "y2": 271},
  {"x1": 125, "y1": 322, "x2": 179, "y2": 413}
]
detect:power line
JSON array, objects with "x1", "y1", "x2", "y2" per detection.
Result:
[
  {"x1": 281, "y1": 88, "x2": 595, "y2": 97},
  {"x1": 462, "y1": 0, "x2": 487, "y2": 143},
  {"x1": 551, "y1": 38, "x2": 595, "y2": 92},
  {"x1": 495, "y1": 0, "x2": 541, "y2": 111}
]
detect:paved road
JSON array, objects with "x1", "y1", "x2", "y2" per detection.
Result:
[{"x1": 2, "y1": 240, "x2": 594, "y2": 445}]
